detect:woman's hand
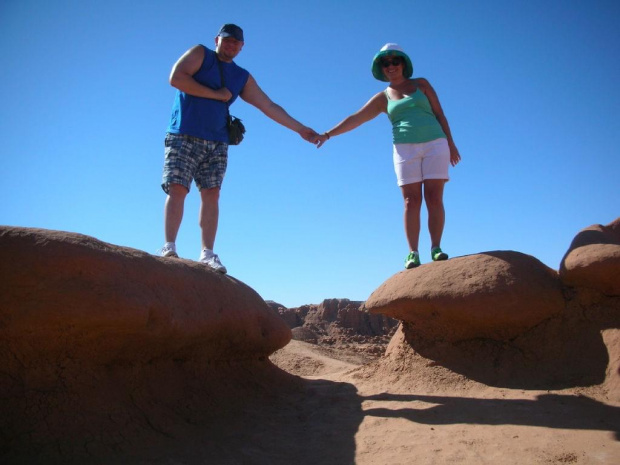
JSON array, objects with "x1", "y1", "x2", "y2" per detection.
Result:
[
  {"x1": 449, "y1": 142, "x2": 461, "y2": 166},
  {"x1": 316, "y1": 133, "x2": 330, "y2": 148}
]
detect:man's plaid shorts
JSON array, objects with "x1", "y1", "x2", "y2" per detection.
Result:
[{"x1": 161, "y1": 133, "x2": 228, "y2": 193}]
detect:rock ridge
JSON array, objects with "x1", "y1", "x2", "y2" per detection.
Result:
[{"x1": 267, "y1": 298, "x2": 398, "y2": 359}]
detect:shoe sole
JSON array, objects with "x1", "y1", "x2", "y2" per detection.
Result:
[
  {"x1": 405, "y1": 262, "x2": 420, "y2": 269},
  {"x1": 162, "y1": 252, "x2": 178, "y2": 258},
  {"x1": 432, "y1": 254, "x2": 448, "y2": 261}
]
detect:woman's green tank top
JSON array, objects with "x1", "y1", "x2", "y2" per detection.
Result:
[{"x1": 386, "y1": 88, "x2": 446, "y2": 144}]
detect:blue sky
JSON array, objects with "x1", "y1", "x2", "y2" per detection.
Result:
[{"x1": 1, "y1": 0, "x2": 618, "y2": 307}]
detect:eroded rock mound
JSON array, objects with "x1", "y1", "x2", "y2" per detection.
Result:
[
  {"x1": 364, "y1": 222, "x2": 620, "y2": 393},
  {"x1": 0, "y1": 226, "x2": 293, "y2": 462},
  {"x1": 365, "y1": 251, "x2": 564, "y2": 342},
  {"x1": 560, "y1": 217, "x2": 620, "y2": 295},
  {"x1": 0, "y1": 227, "x2": 291, "y2": 362}
]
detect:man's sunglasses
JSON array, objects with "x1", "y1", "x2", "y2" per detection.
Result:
[{"x1": 381, "y1": 57, "x2": 403, "y2": 68}]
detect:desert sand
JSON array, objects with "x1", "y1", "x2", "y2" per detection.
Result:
[{"x1": 270, "y1": 339, "x2": 619, "y2": 465}]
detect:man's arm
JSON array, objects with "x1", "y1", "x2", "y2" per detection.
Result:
[
  {"x1": 169, "y1": 45, "x2": 232, "y2": 102},
  {"x1": 240, "y1": 74, "x2": 318, "y2": 142}
]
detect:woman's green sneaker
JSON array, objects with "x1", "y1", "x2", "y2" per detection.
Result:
[
  {"x1": 405, "y1": 251, "x2": 421, "y2": 269},
  {"x1": 431, "y1": 247, "x2": 449, "y2": 261}
]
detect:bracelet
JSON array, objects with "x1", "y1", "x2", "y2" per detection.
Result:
[{"x1": 324, "y1": 132, "x2": 331, "y2": 140}]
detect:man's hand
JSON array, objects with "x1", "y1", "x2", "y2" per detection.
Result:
[
  {"x1": 214, "y1": 87, "x2": 233, "y2": 102},
  {"x1": 299, "y1": 127, "x2": 320, "y2": 144},
  {"x1": 170, "y1": 46, "x2": 233, "y2": 102}
]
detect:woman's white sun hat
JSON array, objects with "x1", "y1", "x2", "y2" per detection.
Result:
[{"x1": 371, "y1": 43, "x2": 414, "y2": 82}]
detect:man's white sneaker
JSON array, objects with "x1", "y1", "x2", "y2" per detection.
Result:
[
  {"x1": 200, "y1": 254, "x2": 227, "y2": 274},
  {"x1": 159, "y1": 243, "x2": 178, "y2": 258}
]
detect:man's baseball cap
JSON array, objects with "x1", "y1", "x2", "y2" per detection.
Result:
[{"x1": 218, "y1": 24, "x2": 244, "y2": 42}]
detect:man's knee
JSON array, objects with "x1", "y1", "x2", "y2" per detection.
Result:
[
  {"x1": 167, "y1": 183, "x2": 189, "y2": 198},
  {"x1": 200, "y1": 187, "x2": 221, "y2": 202}
]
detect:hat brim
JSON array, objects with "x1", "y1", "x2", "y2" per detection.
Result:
[
  {"x1": 219, "y1": 32, "x2": 244, "y2": 41},
  {"x1": 371, "y1": 50, "x2": 413, "y2": 82}
]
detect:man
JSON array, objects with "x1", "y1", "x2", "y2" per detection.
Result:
[{"x1": 160, "y1": 24, "x2": 318, "y2": 273}]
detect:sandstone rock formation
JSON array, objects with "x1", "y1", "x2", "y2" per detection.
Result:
[
  {"x1": 0, "y1": 226, "x2": 292, "y2": 462},
  {"x1": 0, "y1": 226, "x2": 291, "y2": 362},
  {"x1": 364, "y1": 218, "x2": 620, "y2": 392},
  {"x1": 560, "y1": 217, "x2": 620, "y2": 295},
  {"x1": 365, "y1": 251, "x2": 564, "y2": 342}
]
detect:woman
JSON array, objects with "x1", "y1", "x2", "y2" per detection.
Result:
[{"x1": 316, "y1": 43, "x2": 461, "y2": 268}]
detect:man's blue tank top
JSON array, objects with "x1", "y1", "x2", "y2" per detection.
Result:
[{"x1": 167, "y1": 45, "x2": 250, "y2": 143}]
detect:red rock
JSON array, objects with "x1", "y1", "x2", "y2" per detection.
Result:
[
  {"x1": 560, "y1": 218, "x2": 620, "y2": 295},
  {"x1": 0, "y1": 226, "x2": 294, "y2": 462},
  {"x1": 0, "y1": 226, "x2": 291, "y2": 365},
  {"x1": 365, "y1": 251, "x2": 564, "y2": 342}
]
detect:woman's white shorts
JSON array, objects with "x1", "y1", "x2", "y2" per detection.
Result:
[{"x1": 393, "y1": 138, "x2": 450, "y2": 186}]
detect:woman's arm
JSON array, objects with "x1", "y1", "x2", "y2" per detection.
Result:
[
  {"x1": 417, "y1": 78, "x2": 461, "y2": 166},
  {"x1": 316, "y1": 91, "x2": 387, "y2": 148}
]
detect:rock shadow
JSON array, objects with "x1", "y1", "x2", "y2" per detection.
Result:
[
  {"x1": 0, "y1": 361, "x2": 364, "y2": 465},
  {"x1": 363, "y1": 392, "x2": 620, "y2": 441},
  {"x1": 397, "y1": 291, "x2": 617, "y2": 390}
]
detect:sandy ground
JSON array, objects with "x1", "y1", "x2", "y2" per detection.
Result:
[
  {"x1": 269, "y1": 340, "x2": 620, "y2": 465},
  {"x1": 3, "y1": 337, "x2": 618, "y2": 464}
]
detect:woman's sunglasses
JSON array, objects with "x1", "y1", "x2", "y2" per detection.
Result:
[{"x1": 381, "y1": 57, "x2": 403, "y2": 68}]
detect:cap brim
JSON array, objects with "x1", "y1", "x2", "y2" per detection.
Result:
[{"x1": 219, "y1": 32, "x2": 244, "y2": 41}]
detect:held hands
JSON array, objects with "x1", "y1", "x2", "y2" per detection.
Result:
[
  {"x1": 315, "y1": 133, "x2": 330, "y2": 148},
  {"x1": 292, "y1": 125, "x2": 333, "y2": 147},
  {"x1": 299, "y1": 126, "x2": 330, "y2": 148},
  {"x1": 299, "y1": 126, "x2": 321, "y2": 144}
]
